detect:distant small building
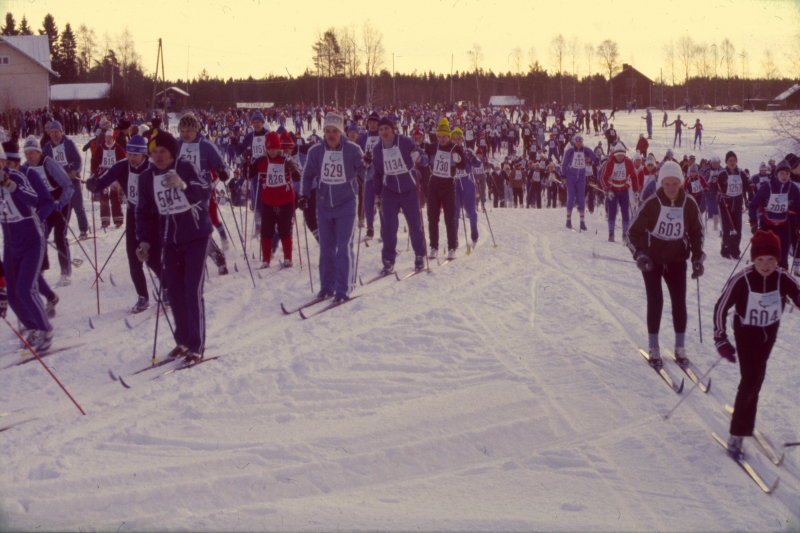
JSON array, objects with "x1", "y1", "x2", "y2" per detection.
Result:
[
  {"x1": 0, "y1": 35, "x2": 59, "y2": 110},
  {"x1": 609, "y1": 64, "x2": 652, "y2": 109},
  {"x1": 488, "y1": 96, "x2": 524, "y2": 107},
  {"x1": 51, "y1": 83, "x2": 111, "y2": 109},
  {"x1": 155, "y1": 87, "x2": 190, "y2": 112},
  {"x1": 770, "y1": 83, "x2": 800, "y2": 110}
]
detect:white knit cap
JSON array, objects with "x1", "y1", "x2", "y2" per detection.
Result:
[
  {"x1": 23, "y1": 135, "x2": 41, "y2": 153},
  {"x1": 613, "y1": 143, "x2": 626, "y2": 155},
  {"x1": 657, "y1": 160, "x2": 683, "y2": 188},
  {"x1": 323, "y1": 112, "x2": 344, "y2": 134}
]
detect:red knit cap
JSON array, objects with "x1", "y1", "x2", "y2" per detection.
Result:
[
  {"x1": 265, "y1": 132, "x2": 281, "y2": 150},
  {"x1": 750, "y1": 230, "x2": 781, "y2": 261}
]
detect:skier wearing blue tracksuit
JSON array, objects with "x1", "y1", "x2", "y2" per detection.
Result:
[
  {"x1": 561, "y1": 133, "x2": 599, "y2": 231},
  {"x1": 450, "y1": 128, "x2": 481, "y2": 245},
  {"x1": 371, "y1": 117, "x2": 428, "y2": 273},
  {"x1": 748, "y1": 159, "x2": 800, "y2": 269},
  {"x1": 358, "y1": 112, "x2": 382, "y2": 240},
  {"x1": 300, "y1": 112, "x2": 366, "y2": 302},
  {"x1": 0, "y1": 141, "x2": 54, "y2": 351},
  {"x1": 43, "y1": 120, "x2": 88, "y2": 237},
  {"x1": 641, "y1": 109, "x2": 653, "y2": 139},
  {"x1": 236, "y1": 112, "x2": 270, "y2": 234},
  {"x1": 136, "y1": 130, "x2": 212, "y2": 362}
]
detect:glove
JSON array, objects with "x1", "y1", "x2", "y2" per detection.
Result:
[
  {"x1": 410, "y1": 151, "x2": 420, "y2": 163},
  {"x1": 691, "y1": 260, "x2": 704, "y2": 279},
  {"x1": 53, "y1": 200, "x2": 65, "y2": 212},
  {"x1": 163, "y1": 171, "x2": 186, "y2": 190},
  {"x1": 217, "y1": 168, "x2": 229, "y2": 182},
  {"x1": 363, "y1": 152, "x2": 373, "y2": 167},
  {"x1": 452, "y1": 152, "x2": 462, "y2": 164},
  {"x1": 0, "y1": 173, "x2": 16, "y2": 193},
  {"x1": 606, "y1": 191, "x2": 615, "y2": 200},
  {"x1": 750, "y1": 222, "x2": 758, "y2": 235},
  {"x1": 284, "y1": 158, "x2": 297, "y2": 173},
  {"x1": 0, "y1": 286, "x2": 6, "y2": 318},
  {"x1": 297, "y1": 195, "x2": 309, "y2": 211},
  {"x1": 634, "y1": 250, "x2": 653, "y2": 273},
  {"x1": 244, "y1": 147, "x2": 252, "y2": 160},
  {"x1": 136, "y1": 242, "x2": 150, "y2": 263},
  {"x1": 85, "y1": 177, "x2": 98, "y2": 192},
  {"x1": 465, "y1": 149, "x2": 475, "y2": 160},
  {"x1": 716, "y1": 340, "x2": 737, "y2": 363}
]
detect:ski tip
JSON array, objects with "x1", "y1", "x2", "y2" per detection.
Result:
[
  {"x1": 280, "y1": 303, "x2": 291, "y2": 315},
  {"x1": 677, "y1": 378, "x2": 685, "y2": 394},
  {"x1": 358, "y1": 276, "x2": 364, "y2": 286},
  {"x1": 776, "y1": 454, "x2": 785, "y2": 466},
  {"x1": 119, "y1": 376, "x2": 131, "y2": 389},
  {"x1": 234, "y1": 263, "x2": 239, "y2": 273},
  {"x1": 108, "y1": 369, "x2": 118, "y2": 381},
  {"x1": 769, "y1": 477, "x2": 780, "y2": 494},
  {"x1": 394, "y1": 272, "x2": 401, "y2": 281},
  {"x1": 124, "y1": 318, "x2": 133, "y2": 329},
  {"x1": 89, "y1": 318, "x2": 95, "y2": 329},
  {"x1": 705, "y1": 378, "x2": 712, "y2": 394},
  {"x1": 299, "y1": 309, "x2": 308, "y2": 320},
  {"x1": 110, "y1": 273, "x2": 117, "y2": 287}
]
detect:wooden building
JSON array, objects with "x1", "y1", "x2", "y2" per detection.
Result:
[
  {"x1": 608, "y1": 64, "x2": 652, "y2": 109},
  {"x1": 0, "y1": 35, "x2": 59, "y2": 110}
]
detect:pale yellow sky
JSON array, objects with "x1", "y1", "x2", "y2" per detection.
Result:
[{"x1": 3, "y1": 0, "x2": 799, "y2": 82}]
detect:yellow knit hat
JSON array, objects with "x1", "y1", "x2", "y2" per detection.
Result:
[
  {"x1": 451, "y1": 127, "x2": 463, "y2": 138},
  {"x1": 436, "y1": 118, "x2": 451, "y2": 137}
]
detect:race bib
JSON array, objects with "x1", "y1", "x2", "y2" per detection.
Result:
[
  {"x1": 572, "y1": 151, "x2": 586, "y2": 170},
  {"x1": 652, "y1": 205, "x2": 684, "y2": 241},
  {"x1": 179, "y1": 143, "x2": 201, "y2": 173},
  {"x1": 52, "y1": 144, "x2": 67, "y2": 166},
  {"x1": 31, "y1": 166, "x2": 55, "y2": 192},
  {"x1": 432, "y1": 150, "x2": 452, "y2": 178},
  {"x1": 382, "y1": 146, "x2": 407, "y2": 176},
  {"x1": 152, "y1": 172, "x2": 192, "y2": 215},
  {"x1": 690, "y1": 180, "x2": 702, "y2": 194},
  {"x1": 745, "y1": 290, "x2": 781, "y2": 327},
  {"x1": 610, "y1": 163, "x2": 628, "y2": 186},
  {"x1": 102, "y1": 149, "x2": 117, "y2": 168},
  {"x1": 726, "y1": 174, "x2": 743, "y2": 196},
  {"x1": 251, "y1": 135, "x2": 267, "y2": 158},
  {"x1": 127, "y1": 172, "x2": 140, "y2": 205},
  {"x1": 364, "y1": 136, "x2": 379, "y2": 156},
  {"x1": 0, "y1": 188, "x2": 23, "y2": 223},
  {"x1": 320, "y1": 150, "x2": 346, "y2": 185},
  {"x1": 262, "y1": 163, "x2": 287, "y2": 188},
  {"x1": 766, "y1": 193, "x2": 788, "y2": 214}
]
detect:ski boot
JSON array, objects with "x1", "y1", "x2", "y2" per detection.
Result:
[
  {"x1": 283, "y1": 259, "x2": 293, "y2": 268},
  {"x1": 579, "y1": 221, "x2": 587, "y2": 232},
  {"x1": 414, "y1": 256, "x2": 426, "y2": 272},
  {"x1": 55, "y1": 274, "x2": 71, "y2": 288},
  {"x1": 166, "y1": 345, "x2": 189, "y2": 359},
  {"x1": 428, "y1": 247, "x2": 438, "y2": 260},
  {"x1": 380, "y1": 261, "x2": 394, "y2": 276},
  {"x1": 608, "y1": 232, "x2": 615, "y2": 243},
  {"x1": 648, "y1": 347, "x2": 663, "y2": 369},
  {"x1": 132, "y1": 296, "x2": 149, "y2": 314},
  {"x1": 366, "y1": 227, "x2": 375, "y2": 240},
  {"x1": 566, "y1": 218, "x2": 573, "y2": 229},
  {"x1": 218, "y1": 264, "x2": 229, "y2": 276},
  {"x1": 46, "y1": 294, "x2": 59, "y2": 318},
  {"x1": 447, "y1": 249, "x2": 456, "y2": 260},
  {"x1": 727, "y1": 435, "x2": 744, "y2": 461},
  {"x1": 674, "y1": 346, "x2": 690, "y2": 370}
]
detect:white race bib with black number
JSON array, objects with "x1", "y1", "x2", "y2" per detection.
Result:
[
  {"x1": 610, "y1": 163, "x2": 628, "y2": 187},
  {"x1": 263, "y1": 163, "x2": 287, "y2": 188},
  {"x1": 102, "y1": 149, "x2": 117, "y2": 169},
  {"x1": 320, "y1": 150, "x2": 346, "y2": 185},
  {"x1": 690, "y1": 180, "x2": 703, "y2": 194},
  {"x1": 0, "y1": 188, "x2": 23, "y2": 223},
  {"x1": 653, "y1": 205, "x2": 684, "y2": 241},
  {"x1": 251, "y1": 135, "x2": 267, "y2": 159},
  {"x1": 31, "y1": 166, "x2": 55, "y2": 192},
  {"x1": 726, "y1": 174, "x2": 743, "y2": 196},
  {"x1": 52, "y1": 144, "x2": 67, "y2": 166},
  {"x1": 766, "y1": 192, "x2": 788, "y2": 214},
  {"x1": 382, "y1": 146, "x2": 406, "y2": 176},
  {"x1": 127, "y1": 172, "x2": 140, "y2": 206},
  {"x1": 153, "y1": 173, "x2": 192, "y2": 215},
  {"x1": 744, "y1": 288, "x2": 781, "y2": 327},
  {"x1": 572, "y1": 151, "x2": 586, "y2": 170},
  {"x1": 179, "y1": 143, "x2": 201, "y2": 174},
  {"x1": 432, "y1": 150, "x2": 452, "y2": 178}
]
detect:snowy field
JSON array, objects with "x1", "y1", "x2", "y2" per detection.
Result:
[{"x1": 1, "y1": 111, "x2": 800, "y2": 532}]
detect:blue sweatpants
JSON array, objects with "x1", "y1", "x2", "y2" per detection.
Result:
[
  {"x1": 317, "y1": 197, "x2": 357, "y2": 298},
  {"x1": 454, "y1": 177, "x2": 479, "y2": 242},
  {"x1": 705, "y1": 191, "x2": 719, "y2": 216},
  {"x1": 163, "y1": 236, "x2": 209, "y2": 354},
  {"x1": 566, "y1": 175, "x2": 587, "y2": 213},
  {"x1": 606, "y1": 190, "x2": 631, "y2": 235},
  {"x1": 381, "y1": 187, "x2": 426, "y2": 265},
  {"x1": 4, "y1": 228, "x2": 50, "y2": 331},
  {"x1": 364, "y1": 178, "x2": 379, "y2": 229}
]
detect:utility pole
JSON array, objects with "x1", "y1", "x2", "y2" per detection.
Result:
[
  {"x1": 450, "y1": 53, "x2": 454, "y2": 105},
  {"x1": 392, "y1": 53, "x2": 396, "y2": 106}
]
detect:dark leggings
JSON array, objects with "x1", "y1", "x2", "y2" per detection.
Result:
[
  {"x1": 730, "y1": 324, "x2": 776, "y2": 436},
  {"x1": 642, "y1": 261, "x2": 687, "y2": 335}
]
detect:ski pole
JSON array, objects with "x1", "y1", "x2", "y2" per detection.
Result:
[
  {"x1": 664, "y1": 357, "x2": 723, "y2": 420},
  {"x1": 244, "y1": 174, "x2": 250, "y2": 255},
  {"x1": 415, "y1": 168, "x2": 431, "y2": 272},
  {"x1": 61, "y1": 217, "x2": 104, "y2": 281},
  {"x1": 1, "y1": 316, "x2": 86, "y2": 415},
  {"x1": 225, "y1": 187, "x2": 256, "y2": 288},
  {"x1": 214, "y1": 184, "x2": 237, "y2": 252},
  {"x1": 91, "y1": 228, "x2": 126, "y2": 289},
  {"x1": 721, "y1": 196, "x2": 738, "y2": 236},
  {"x1": 458, "y1": 180, "x2": 472, "y2": 255},
  {"x1": 302, "y1": 210, "x2": 314, "y2": 294},
  {"x1": 721, "y1": 242, "x2": 750, "y2": 292},
  {"x1": 90, "y1": 193, "x2": 100, "y2": 314},
  {"x1": 146, "y1": 264, "x2": 174, "y2": 337},
  {"x1": 293, "y1": 209, "x2": 303, "y2": 269},
  {"x1": 479, "y1": 192, "x2": 498, "y2": 248},
  {"x1": 696, "y1": 277, "x2": 703, "y2": 344},
  {"x1": 353, "y1": 180, "x2": 364, "y2": 290}
]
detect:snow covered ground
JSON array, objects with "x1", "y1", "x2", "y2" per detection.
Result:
[{"x1": 1, "y1": 111, "x2": 800, "y2": 532}]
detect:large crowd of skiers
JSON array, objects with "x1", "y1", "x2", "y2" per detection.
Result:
[{"x1": 2, "y1": 100, "x2": 800, "y2": 462}]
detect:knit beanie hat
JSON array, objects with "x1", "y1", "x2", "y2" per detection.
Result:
[
  {"x1": 759, "y1": 161, "x2": 769, "y2": 171},
  {"x1": 688, "y1": 164, "x2": 698, "y2": 173},
  {"x1": 451, "y1": 127, "x2": 464, "y2": 139},
  {"x1": 573, "y1": 133, "x2": 584, "y2": 143},
  {"x1": 23, "y1": 135, "x2": 41, "y2": 153},
  {"x1": 126, "y1": 134, "x2": 148, "y2": 155},
  {"x1": 411, "y1": 128, "x2": 424, "y2": 138},
  {"x1": 657, "y1": 160, "x2": 683, "y2": 188},
  {"x1": 323, "y1": 112, "x2": 344, "y2": 134},
  {"x1": 118, "y1": 118, "x2": 132, "y2": 130},
  {"x1": 346, "y1": 123, "x2": 359, "y2": 134},
  {"x1": 435, "y1": 118, "x2": 451, "y2": 137},
  {"x1": 251, "y1": 111, "x2": 266, "y2": 123},
  {"x1": 775, "y1": 159, "x2": 792, "y2": 174},
  {"x1": 645, "y1": 154, "x2": 656, "y2": 167},
  {"x1": 147, "y1": 129, "x2": 178, "y2": 159},
  {"x1": 367, "y1": 112, "x2": 380, "y2": 124},
  {"x1": 179, "y1": 113, "x2": 201, "y2": 132},
  {"x1": 613, "y1": 143, "x2": 626, "y2": 155},
  {"x1": 47, "y1": 120, "x2": 63, "y2": 133},
  {"x1": 2, "y1": 141, "x2": 20, "y2": 161},
  {"x1": 280, "y1": 131, "x2": 295, "y2": 150},
  {"x1": 725, "y1": 150, "x2": 737, "y2": 162},
  {"x1": 378, "y1": 116, "x2": 394, "y2": 129},
  {"x1": 784, "y1": 153, "x2": 800, "y2": 171},
  {"x1": 750, "y1": 230, "x2": 781, "y2": 262},
  {"x1": 265, "y1": 132, "x2": 282, "y2": 150}
]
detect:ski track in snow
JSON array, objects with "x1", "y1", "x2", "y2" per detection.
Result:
[{"x1": 1, "y1": 111, "x2": 799, "y2": 531}]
